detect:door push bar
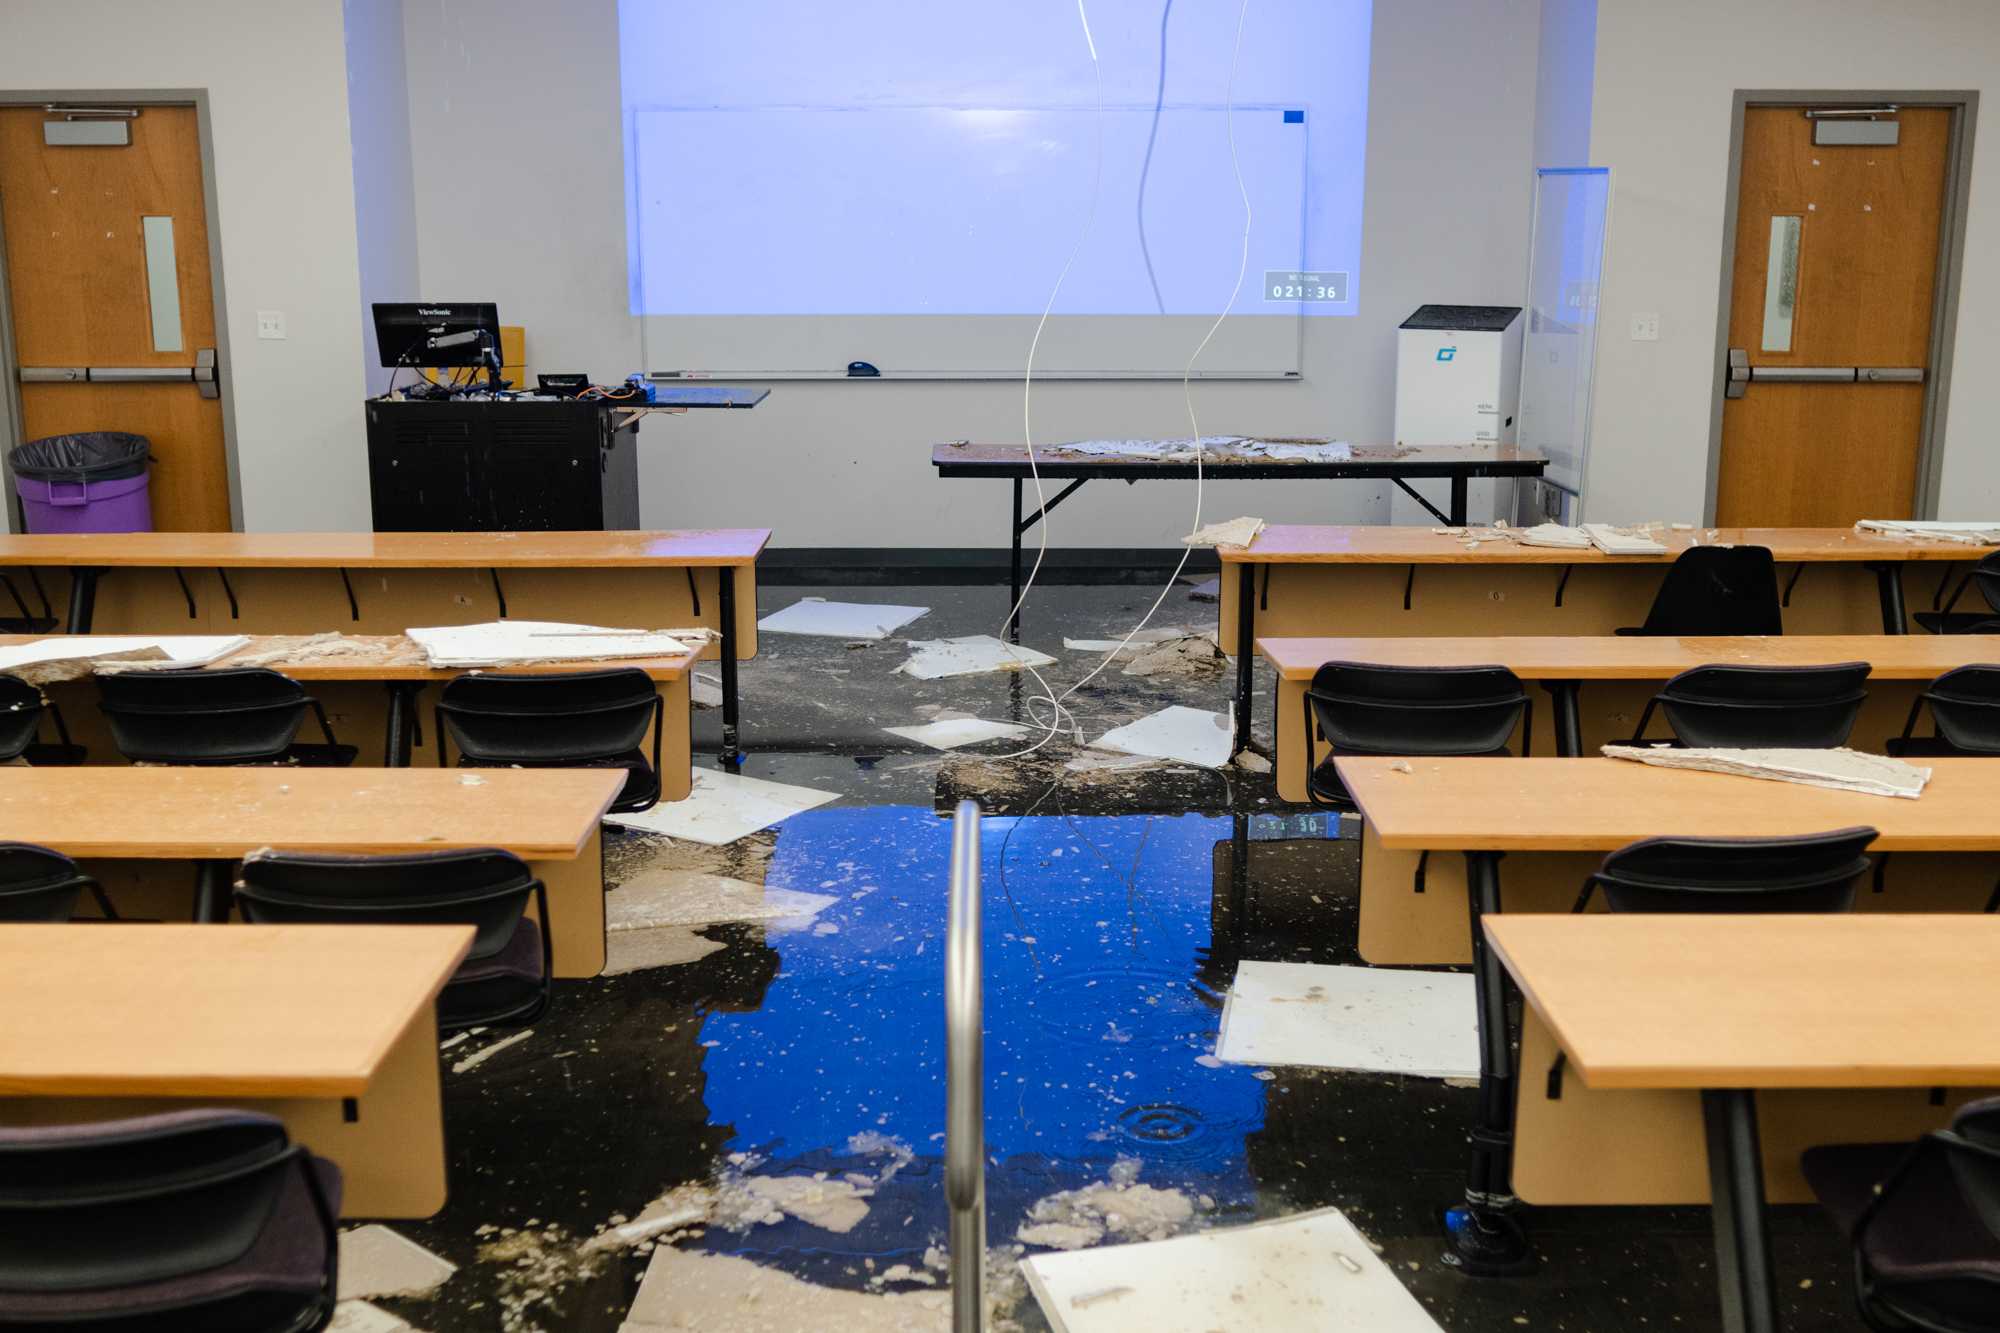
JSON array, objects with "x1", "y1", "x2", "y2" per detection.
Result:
[
  {"x1": 19, "y1": 348, "x2": 219, "y2": 399},
  {"x1": 1727, "y1": 348, "x2": 1923, "y2": 399}
]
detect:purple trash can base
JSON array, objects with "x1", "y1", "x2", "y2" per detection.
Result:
[{"x1": 15, "y1": 471, "x2": 153, "y2": 534}]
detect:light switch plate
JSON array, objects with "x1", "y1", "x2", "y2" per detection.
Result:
[
  {"x1": 1629, "y1": 311, "x2": 1660, "y2": 341},
  {"x1": 256, "y1": 310, "x2": 287, "y2": 340}
]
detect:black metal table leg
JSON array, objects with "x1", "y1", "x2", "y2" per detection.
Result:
[
  {"x1": 1231, "y1": 564, "x2": 1256, "y2": 757},
  {"x1": 66, "y1": 567, "x2": 103, "y2": 633},
  {"x1": 1445, "y1": 849, "x2": 1535, "y2": 1274},
  {"x1": 1871, "y1": 561, "x2": 1908, "y2": 634},
  {"x1": 718, "y1": 566, "x2": 742, "y2": 767},
  {"x1": 1702, "y1": 1088, "x2": 1779, "y2": 1333},
  {"x1": 1007, "y1": 478, "x2": 1025, "y2": 643},
  {"x1": 1450, "y1": 476, "x2": 1469, "y2": 526},
  {"x1": 383, "y1": 682, "x2": 420, "y2": 767},
  {"x1": 192, "y1": 859, "x2": 232, "y2": 923},
  {"x1": 1545, "y1": 681, "x2": 1584, "y2": 758}
]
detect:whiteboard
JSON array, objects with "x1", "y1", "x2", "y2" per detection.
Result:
[{"x1": 630, "y1": 104, "x2": 1308, "y2": 379}]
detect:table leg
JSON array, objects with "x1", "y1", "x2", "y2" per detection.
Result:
[
  {"x1": 1008, "y1": 478, "x2": 1025, "y2": 643},
  {"x1": 1444, "y1": 849, "x2": 1535, "y2": 1275},
  {"x1": 1871, "y1": 562, "x2": 1908, "y2": 635},
  {"x1": 383, "y1": 682, "x2": 419, "y2": 767},
  {"x1": 1544, "y1": 681, "x2": 1583, "y2": 758},
  {"x1": 1450, "y1": 477, "x2": 1469, "y2": 526},
  {"x1": 1702, "y1": 1089, "x2": 1779, "y2": 1333},
  {"x1": 192, "y1": 859, "x2": 233, "y2": 923},
  {"x1": 65, "y1": 567, "x2": 103, "y2": 633},
  {"x1": 718, "y1": 566, "x2": 742, "y2": 767},
  {"x1": 1231, "y1": 564, "x2": 1256, "y2": 757}
]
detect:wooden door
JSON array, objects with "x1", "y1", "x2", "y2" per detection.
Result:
[
  {"x1": 1715, "y1": 106, "x2": 1951, "y2": 527},
  {"x1": 0, "y1": 105, "x2": 232, "y2": 531}
]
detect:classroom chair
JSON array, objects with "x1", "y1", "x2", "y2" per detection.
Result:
[
  {"x1": 0, "y1": 574, "x2": 58, "y2": 635},
  {"x1": 1889, "y1": 665, "x2": 2000, "y2": 758},
  {"x1": 1617, "y1": 545, "x2": 1783, "y2": 636},
  {"x1": 0, "y1": 674, "x2": 83, "y2": 767},
  {"x1": 1549, "y1": 827, "x2": 1876, "y2": 1099},
  {"x1": 0, "y1": 1109, "x2": 341, "y2": 1332},
  {"x1": 1913, "y1": 550, "x2": 2000, "y2": 635},
  {"x1": 235, "y1": 848, "x2": 551, "y2": 1030},
  {"x1": 434, "y1": 668, "x2": 665, "y2": 813},
  {"x1": 1626, "y1": 662, "x2": 1872, "y2": 749},
  {"x1": 96, "y1": 668, "x2": 358, "y2": 767},
  {"x1": 1301, "y1": 662, "x2": 1531, "y2": 807},
  {"x1": 1800, "y1": 1098, "x2": 2000, "y2": 1332},
  {"x1": 0, "y1": 843, "x2": 112, "y2": 922}
]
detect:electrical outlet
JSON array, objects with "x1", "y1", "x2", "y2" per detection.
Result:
[
  {"x1": 1629, "y1": 311, "x2": 1661, "y2": 341},
  {"x1": 256, "y1": 310, "x2": 287, "y2": 340}
]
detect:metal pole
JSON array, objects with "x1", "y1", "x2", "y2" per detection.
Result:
[{"x1": 945, "y1": 800, "x2": 985, "y2": 1333}]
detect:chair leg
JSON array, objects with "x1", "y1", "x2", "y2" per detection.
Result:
[
  {"x1": 1627, "y1": 697, "x2": 1662, "y2": 746},
  {"x1": 1984, "y1": 878, "x2": 2000, "y2": 915}
]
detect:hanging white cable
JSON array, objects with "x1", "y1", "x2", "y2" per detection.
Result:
[{"x1": 994, "y1": 0, "x2": 1255, "y2": 762}]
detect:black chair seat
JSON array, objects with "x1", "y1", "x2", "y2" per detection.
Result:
[
  {"x1": 1913, "y1": 610, "x2": 2000, "y2": 636},
  {"x1": 0, "y1": 618, "x2": 59, "y2": 636},
  {"x1": 1307, "y1": 744, "x2": 1511, "y2": 807},
  {"x1": 454, "y1": 748, "x2": 659, "y2": 812},
  {"x1": 0, "y1": 843, "x2": 111, "y2": 922},
  {"x1": 440, "y1": 917, "x2": 547, "y2": 1029},
  {"x1": 280, "y1": 743, "x2": 360, "y2": 769},
  {"x1": 1885, "y1": 735, "x2": 1974, "y2": 758}
]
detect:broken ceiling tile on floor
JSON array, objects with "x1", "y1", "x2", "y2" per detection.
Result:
[
  {"x1": 605, "y1": 768, "x2": 838, "y2": 845},
  {"x1": 619, "y1": 1247, "x2": 949, "y2": 1333},
  {"x1": 1022, "y1": 1206, "x2": 1442, "y2": 1332},
  {"x1": 329, "y1": 1302, "x2": 424, "y2": 1333},
  {"x1": 1183, "y1": 576, "x2": 1220, "y2": 602},
  {"x1": 336, "y1": 1224, "x2": 457, "y2": 1301},
  {"x1": 757, "y1": 597, "x2": 930, "y2": 639},
  {"x1": 1181, "y1": 515, "x2": 1265, "y2": 548},
  {"x1": 603, "y1": 925, "x2": 728, "y2": 974},
  {"x1": 1091, "y1": 706, "x2": 1232, "y2": 769},
  {"x1": 1216, "y1": 961, "x2": 1479, "y2": 1080},
  {"x1": 895, "y1": 635, "x2": 1057, "y2": 680},
  {"x1": 1600, "y1": 744, "x2": 1931, "y2": 798},
  {"x1": 882, "y1": 717, "x2": 1030, "y2": 750},
  {"x1": 406, "y1": 620, "x2": 699, "y2": 668},
  {"x1": 608, "y1": 869, "x2": 837, "y2": 931},
  {"x1": 691, "y1": 671, "x2": 723, "y2": 709}
]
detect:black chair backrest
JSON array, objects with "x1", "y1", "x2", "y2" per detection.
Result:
[
  {"x1": 0, "y1": 1109, "x2": 302, "y2": 1294},
  {"x1": 97, "y1": 667, "x2": 310, "y2": 763},
  {"x1": 1588, "y1": 826, "x2": 1876, "y2": 914},
  {"x1": 236, "y1": 847, "x2": 539, "y2": 963},
  {"x1": 1306, "y1": 662, "x2": 1529, "y2": 757},
  {"x1": 1923, "y1": 665, "x2": 2000, "y2": 754},
  {"x1": 0, "y1": 675, "x2": 43, "y2": 763},
  {"x1": 0, "y1": 843, "x2": 96, "y2": 922},
  {"x1": 1636, "y1": 546, "x2": 1783, "y2": 635},
  {"x1": 1949, "y1": 1097, "x2": 2000, "y2": 1243},
  {"x1": 437, "y1": 668, "x2": 659, "y2": 764},
  {"x1": 1972, "y1": 552, "x2": 2000, "y2": 614},
  {"x1": 1656, "y1": 662, "x2": 1872, "y2": 749}
]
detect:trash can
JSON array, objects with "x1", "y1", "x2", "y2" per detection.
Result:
[{"x1": 10, "y1": 432, "x2": 154, "y2": 533}]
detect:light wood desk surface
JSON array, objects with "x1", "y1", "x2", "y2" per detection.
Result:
[
  {"x1": 0, "y1": 924, "x2": 472, "y2": 1098},
  {"x1": 0, "y1": 766, "x2": 621, "y2": 860},
  {"x1": 1339, "y1": 756, "x2": 2000, "y2": 852},
  {"x1": 1486, "y1": 914, "x2": 2000, "y2": 1090},
  {"x1": 1259, "y1": 633, "x2": 2000, "y2": 680},
  {"x1": 0, "y1": 634, "x2": 698, "y2": 683},
  {"x1": 1224, "y1": 524, "x2": 1994, "y2": 565},
  {"x1": 0, "y1": 529, "x2": 770, "y2": 569}
]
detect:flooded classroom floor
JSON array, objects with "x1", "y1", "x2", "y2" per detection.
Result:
[{"x1": 347, "y1": 583, "x2": 1875, "y2": 1332}]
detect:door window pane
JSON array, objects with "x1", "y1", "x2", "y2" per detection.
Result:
[
  {"x1": 1761, "y1": 215, "x2": 1802, "y2": 353},
  {"x1": 140, "y1": 215, "x2": 184, "y2": 353}
]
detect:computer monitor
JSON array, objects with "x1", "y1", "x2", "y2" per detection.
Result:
[{"x1": 372, "y1": 302, "x2": 502, "y2": 369}]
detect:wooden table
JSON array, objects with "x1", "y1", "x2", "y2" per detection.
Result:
[
  {"x1": 930, "y1": 444, "x2": 1548, "y2": 637},
  {"x1": 0, "y1": 766, "x2": 621, "y2": 977},
  {"x1": 1219, "y1": 524, "x2": 1996, "y2": 753},
  {"x1": 4, "y1": 633, "x2": 697, "y2": 784},
  {"x1": 1339, "y1": 755, "x2": 2000, "y2": 1276},
  {"x1": 1486, "y1": 914, "x2": 2000, "y2": 1332},
  {"x1": 0, "y1": 923, "x2": 473, "y2": 1218},
  {"x1": 1259, "y1": 633, "x2": 2000, "y2": 798},
  {"x1": 0, "y1": 528, "x2": 767, "y2": 761}
]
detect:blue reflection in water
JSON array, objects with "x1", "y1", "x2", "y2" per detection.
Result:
[{"x1": 694, "y1": 806, "x2": 1265, "y2": 1251}]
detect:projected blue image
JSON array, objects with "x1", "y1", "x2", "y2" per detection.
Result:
[{"x1": 619, "y1": 1, "x2": 1372, "y2": 318}]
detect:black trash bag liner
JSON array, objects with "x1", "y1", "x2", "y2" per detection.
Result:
[{"x1": 10, "y1": 432, "x2": 153, "y2": 483}]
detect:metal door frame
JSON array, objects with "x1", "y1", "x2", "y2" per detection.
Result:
[
  {"x1": 1703, "y1": 90, "x2": 1979, "y2": 523},
  {"x1": 0, "y1": 89, "x2": 243, "y2": 532}
]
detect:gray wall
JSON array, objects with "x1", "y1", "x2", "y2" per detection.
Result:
[
  {"x1": 1586, "y1": 0, "x2": 1999, "y2": 522},
  {"x1": 398, "y1": 0, "x2": 1547, "y2": 545},
  {"x1": 345, "y1": 0, "x2": 420, "y2": 400}
]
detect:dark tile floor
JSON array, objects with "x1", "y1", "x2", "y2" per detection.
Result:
[{"x1": 379, "y1": 582, "x2": 1873, "y2": 1332}]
